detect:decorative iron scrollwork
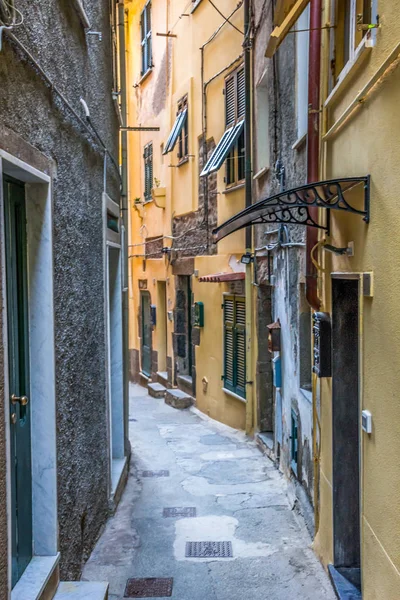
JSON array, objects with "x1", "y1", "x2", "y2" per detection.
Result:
[{"x1": 213, "y1": 176, "x2": 370, "y2": 242}]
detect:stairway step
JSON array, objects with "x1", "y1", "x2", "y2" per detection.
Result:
[
  {"x1": 165, "y1": 388, "x2": 193, "y2": 409},
  {"x1": 148, "y1": 382, "x2": 167, "y2": 398},
  {"x1": 54, "y1": 582, "x2": 108, "y2": 600}
]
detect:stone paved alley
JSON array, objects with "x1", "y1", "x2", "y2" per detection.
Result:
[{"x1": 82, "y1": 385, "x2": 336, "y2": 599}]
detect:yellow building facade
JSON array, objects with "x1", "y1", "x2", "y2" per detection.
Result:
[
  {"x1": 125, "y1": 0, "x2": 251, "y2": 430},
  {"x1": 312, "y1": 0, "x2": 400, "y2": 596}
]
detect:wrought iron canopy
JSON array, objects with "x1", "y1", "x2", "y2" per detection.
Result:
[{"x1": 213, "y1": 176, "x2": 370, "y2": 242}]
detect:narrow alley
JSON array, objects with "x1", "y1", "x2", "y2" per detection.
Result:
[{"x1": 82, "y1": 385, "x2": 335, "y2": 599}]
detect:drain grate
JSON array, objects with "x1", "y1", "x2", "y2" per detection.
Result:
[
  {"x1": 163, "y1": 507, "x2": 196, "y2": 518},
  {"x1": 185, "y1": 541, "x2": 233, "y2": 558},
  {"x1": 124, "y1": 578, "x2": 173, "y2": 598},
  {"x1": 140, "y1": 470, "x2": 169, "y2": 478}
]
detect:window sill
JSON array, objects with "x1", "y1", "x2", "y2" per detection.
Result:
[
  {"x1": 325, "y1": 36, "x2": 373, "y2": 109},
  {"x1": 223, "y1": 387, "x2": 246, "y2": 403},
  {"x1": 138, "y1": 68, "x2": 153, "y2": 85},
  {"x1": 253, "y1": 166, "x2": 269, "y2": 180},
  {"x1": 177, "y1": 156, "x2": 190, "y2": 167},
  {"x1": 292, "y1": 133, "x2": 307, "y2": 151},
  {"x1": 222, "y1": 182, "x2": 245, "y2": 195}
]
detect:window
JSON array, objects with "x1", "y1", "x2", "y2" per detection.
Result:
[
  {"x1": 141, "y1": 1, "x2": 152, "y2": 75},
  {"x1": 331, "y1": 0, "x2": 372, "y2": 85},
  {"x1": 200, "y1": 65, "x2": 245, "y2": 178},
  {"x1": 295, "y1": 5, "x2": 310, "y2": 141},
  {"x1": 223, "y1": 296, "x2": 246, "y2": 399},
  {"x1": 299, "y1": 283, "x2": 312, "y2": 393},
  {"x1": 226, "y1": 67, "x2": 245, "y2": 186},
  {"x1": 163, "y1": 96, "x2": 188, "y2": 161},
  {"x1": 143, "y1": 142, "x2": 153, "y2": 201}
]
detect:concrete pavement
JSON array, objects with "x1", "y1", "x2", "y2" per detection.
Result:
[{"x1": 82, "y1": 383, "x2": 335, "y2": 599}]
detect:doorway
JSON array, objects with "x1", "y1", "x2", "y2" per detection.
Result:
[
  {"x1": 4, "y1": 176, "x2": 32, "y2": 587},
  {"x1": 157, "y1": 282, "x2": 168, "y2": 374},
  {"x1": 141, "y1": 291, "x2": 152, "y2": 377},
  {"x1": 331, "y1": 277, "x2": 361, "y2": 590}
]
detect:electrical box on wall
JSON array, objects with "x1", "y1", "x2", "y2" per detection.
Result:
[
  {"x1": 267, "y1": 320, "x2": 281, "y2": 352},
  {"x1": 362, "y1": 410, "x2": 372, "y2": 434},
  {"x1": 313, "y1": 312, "x2": 331, "y2": 377},
  {"x1": 272, "y1": 356, "x2": 282, "y2": 388},
  {"x1": 194, "y1": 302, "x2": 204, "y2": 327}
]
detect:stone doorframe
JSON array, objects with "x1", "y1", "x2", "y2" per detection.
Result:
[{"x1": 0, "y1": 148, "x2": 59, "y2": 599}]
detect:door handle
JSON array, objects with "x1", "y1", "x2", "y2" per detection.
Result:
[{"x1": 11, "y1": 394, "x2": 29, "y2": 406}]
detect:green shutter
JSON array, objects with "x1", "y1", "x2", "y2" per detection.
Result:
[
  {"x1": 235, "y1": 298, "x2": 246, "y2": 397},
  {"x1": 223, "y1": 295, "x2": 246, "y2": 398},
  {"x1": 224, "y1": 296, "x2": 235, "y2": 390}
]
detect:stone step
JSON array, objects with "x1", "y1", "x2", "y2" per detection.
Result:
[
  {"x1": 53, "y1": 582, "x2": 109, "y2": 600},
  {"x1": 165, "y1": 388, "x2": 193, "y2": 409},
  {"x1": 148, "y1": 382, "x2": 167, "y2": 398}
]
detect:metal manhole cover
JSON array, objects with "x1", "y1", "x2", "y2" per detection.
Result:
[
  {"x1": 185, "y1": 541, "x2": 233, "y2": 558},
  {"x1": 163, "y1": 507, "x2": 196, "y2": 518},
  {"x1": 140, "y1": 470, "x2": 169, "y2": 477},
  {"x1": 124, "y1": 578, "x2": 173, "y2": 597}
]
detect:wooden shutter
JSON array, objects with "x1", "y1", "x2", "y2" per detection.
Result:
[
  {"x1": 144, "y1": 143, "x2": 153, "y2": 200},
  {"x1": 224, "y1": 297, "x2": 235, "y2": 390},
  {"x1": 235, "y1": 298, "x2": 246, "y2": 397},
  {"x1": 237, "y1": 68, "x2": 245, "y2": 120},
  {"x1": 224, "y1": 296, "x2": 246, "y2": 398},
  {"x1": 225, "y1": 75, "x2": 236, "y2": 127}
]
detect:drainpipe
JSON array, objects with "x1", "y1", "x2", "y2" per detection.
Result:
[
  {"x1": 306, "y1": 0, "x2": 322, "y2": 535},
  {"x1": 118, "y1": 1, "x2": 130, "y2": 455},
  {"x1": 306, "y1": 0, "x2": 321, "y2": 311},
  {"x1": 244, "y1": 0, "x2": 254, "y2": 435}
]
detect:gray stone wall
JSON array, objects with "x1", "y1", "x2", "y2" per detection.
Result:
[
  {"x1": 253, "y1": 0, "x2": 314, "y2": 516},
  {"x1": 0, "y1": 0, "x2": 120, "y2": 580}
]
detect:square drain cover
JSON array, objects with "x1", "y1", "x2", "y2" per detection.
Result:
[
  {"x1": 124, "y1": 578, "x2": 173, "y2": 597},
  {"x1": 140, "y1": 470, "x2": 169, "y2": 477},
  {"x1": 185, "y1": 541, "x2": 233, "y2": 558},
  {"x1": 163, "y1": 507, "x2": 196, "y2": 518}
]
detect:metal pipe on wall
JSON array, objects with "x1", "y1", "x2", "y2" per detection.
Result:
[
  {"x1": 306, "y1": 0, "x2": 322, "y2": 312},
  {"x1": 244, "y1": 0, "x2": 254, "y2": 435},
  {"x1": 118, "y1": 0, "x2": 130, "y2": 456}
]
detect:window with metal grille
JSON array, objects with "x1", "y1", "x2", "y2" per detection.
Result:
[
  {"x1": 200, "y1": 64, "x2": 245, "y2": 179},
  {"x1": 141, "y1": 1, "x2": 152, "y2": 75},
  {"x1": 223, "y1": 296, "x2": 246, "y2": 399},
  {"x1": 225, "y1": 66, "x2": 245, "y2": 186},
  {"x1": 144, "y1": 142, "x2": 153, "y2": 201}
]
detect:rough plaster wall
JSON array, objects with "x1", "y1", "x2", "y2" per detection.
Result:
[
  {"x1": 253, "y1": 0, "x2": 313, "y2": 505},
  {"x1": 0, "y1": 0, "x2": 119, "y2": 579}
]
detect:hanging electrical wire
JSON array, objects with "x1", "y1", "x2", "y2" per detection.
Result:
[
  {"x1": 0, "y1": 0, "x2": 23, "y2": 27},
  {"x1": 207, "y1": 0, "x2": 244, "y2": 35}
]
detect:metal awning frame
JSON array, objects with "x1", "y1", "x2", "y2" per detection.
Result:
[{"x1": 213, "y1": 176, "x2": 370, "y2": 242}]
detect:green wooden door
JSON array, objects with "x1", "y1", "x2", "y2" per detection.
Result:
[
  {"x1": 141, "y1": 292, "x2": 151, "y2": 376},
  {"x1": 4, "y1": 176, "x2": 33, "y2": 587}
]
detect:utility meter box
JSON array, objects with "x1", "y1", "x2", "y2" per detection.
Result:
[
  {"x1": 272, "y1": 356, "x2": 282, "y2": 388},
  {"x1": 313, "y1": 312, "x2": 331, "y2": 378},
  {"x1": 194, "y1": 302, "x2": 204, "y2": 328}
]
